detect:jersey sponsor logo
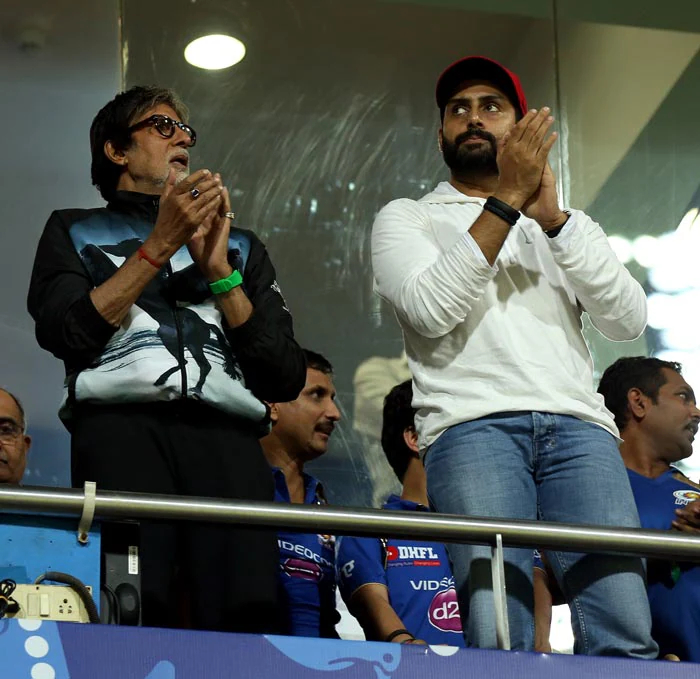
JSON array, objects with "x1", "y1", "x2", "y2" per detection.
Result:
[
  {"x1": 278, "y1": 539, "x2": 333, "y2": 569},
  {"x1": 386, "y1": 546, "x2": 399, "y2": 561},
  {"x1": 340, "y1": 559, "x2": 355, "y2": 579},
  {"x1": 409, "y1": 576, "x2": 455, "y2": 591},
  {"x1": 281, "y1": 557, "x2": 323, "y2": 582},
  {"x1": 386, "y1": 545, "x2": 441, "y2": 567},
  {"x1": 428, "y1": 586, "x2": 462, "y2": 633},
  {"x1": 673, "y1": 489, "x2": 700, "y2": 506}
]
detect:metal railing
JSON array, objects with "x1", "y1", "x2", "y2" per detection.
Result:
[
  {"x1": 2, "y1": 483, "x2": 699, "y2": 649},
  {"x1": 2, "y1": 484, "x2": 699, "y2": 559}
]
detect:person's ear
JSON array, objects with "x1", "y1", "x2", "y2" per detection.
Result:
[
  {"x1": 403, "y1": 426, "x2": 419, "y2": 455},
  {"x1": 437, "y1": 127, "x2": 443, "y2": 154},
  {"x1": 104, "y1": 140, "x2": 128, "y2": 167},
  {"x1": 627, "y1": 388, "x2": 649, "y2": 421},
  {"x1": 268, "y1": 402, "x2": 280, "y2": 425}
]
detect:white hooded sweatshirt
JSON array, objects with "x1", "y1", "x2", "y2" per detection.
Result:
[{"x1": 371, "y1": 181, "x2": 647, "y2": 450}]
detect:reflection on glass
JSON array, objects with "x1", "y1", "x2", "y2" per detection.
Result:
[
  {"x1": 123, "y1": 0, "x2": 556, "y2": 506},
  {"x1": 559, "y1": 15, "x2": 700, "y2": 474},
  {"x1": 353, "y1": 353, "x2": 410, "y2": 506},
  {"x1": 554, "y1": 7, "x2": 700, "y2": 652}
]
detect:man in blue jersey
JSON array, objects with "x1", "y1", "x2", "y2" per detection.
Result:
[
  {"x1": 261, "y1": 349, "x2": 341, "y2": 637},
  {"x1": 337, "y1": 381, "x2": 465, "y2": 646},
  {"x1": 597, "y1": 357, "x2": 700, "y2": 661}
]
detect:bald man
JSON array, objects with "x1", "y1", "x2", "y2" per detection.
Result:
[{"x1": 0, "y1": 389, "x2": 31, "y2": 484}]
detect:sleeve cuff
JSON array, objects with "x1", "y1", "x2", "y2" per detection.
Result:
[
  {"x1": 347, "y1": 581, "x2": 390, "y2": 598},
  {"x1": 543, "y1": 209, "x2": 580, "y2": 250}
]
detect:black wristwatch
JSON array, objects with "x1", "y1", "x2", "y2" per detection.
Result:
[{"x1": 545, "y1": 211, "x2": 571, "y2": 239}]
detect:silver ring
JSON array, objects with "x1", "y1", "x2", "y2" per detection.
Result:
[
  {"x1": 190, "y1": 188, "x2": 200, "y2": 199},
  {"x1": 224, "y1": 211, "x2": 235, "y2": 220}
]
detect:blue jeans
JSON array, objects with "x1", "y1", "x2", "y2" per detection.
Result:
[{"x1": 425, "y1": 412, "x2": 657, "y2": 657}]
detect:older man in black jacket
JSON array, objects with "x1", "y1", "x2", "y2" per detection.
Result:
[{"x1": 27, "y1": 86, "x2": 306, "y2": 632}]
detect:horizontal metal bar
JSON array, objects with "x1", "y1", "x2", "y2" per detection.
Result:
[{"x1": 1, "y1": 485, "x2": 699, "y2": 561}]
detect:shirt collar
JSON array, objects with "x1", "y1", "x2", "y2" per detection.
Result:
[{"x1": 272, "y1": 467, "x2": 326, "y2": 505}]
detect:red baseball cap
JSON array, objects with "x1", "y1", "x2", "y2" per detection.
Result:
[{"x1": 435, "y1": 56, "x2": 528, "y2": 118}]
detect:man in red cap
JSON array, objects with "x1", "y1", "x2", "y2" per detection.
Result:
[{"x1": 371, "y1": 56, "x2": 656, "y2": 656}]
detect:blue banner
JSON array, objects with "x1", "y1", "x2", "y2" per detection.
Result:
[{"x1": 0, "y1": 618, "x2": 694, "y2": 678}]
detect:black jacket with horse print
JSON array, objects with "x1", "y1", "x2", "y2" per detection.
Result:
[{"x1": 28, "y1": 190, "x2": 306, "y2": 428}]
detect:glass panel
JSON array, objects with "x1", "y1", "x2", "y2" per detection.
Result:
[
  {"x1": 551, "y1": 2, "x2": 700, "y2": 652},
  {"x1": 123, "y1": 0, "x2": 556, "y2": 505},
  {"x1": 3, "y1": 0, "x2": 122, "y2": 487},
  {"x1": 555, "y1": 1, "x2": 700, "y2": 476}
]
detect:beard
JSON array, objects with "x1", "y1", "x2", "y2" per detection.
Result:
[{"x1": 441, "y1": 126, "x2": 499, "y2": 180}]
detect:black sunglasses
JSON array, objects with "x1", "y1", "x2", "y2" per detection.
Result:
[{"x1": 127, "y1": 114, "x2": 197, "y2": 147}]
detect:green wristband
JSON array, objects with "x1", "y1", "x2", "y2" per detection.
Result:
[{"x1": 209, "y1": 269, "x2": 243, "y2": 295}]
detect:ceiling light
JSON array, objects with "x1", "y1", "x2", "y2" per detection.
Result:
[
  {"x1": 184, "y1": 34, "x2": 246, "y2": 71},
  {"x1": 647, "y1": 232, "x2": 700, "y2": 293},
  {"x1": 677, "y1": 207, "x2": 699, "y2": 235},
  {"x1": 606, "y1": 235, "x2": 633, "y2": 264},
  {"x1": 646, "y1": 293, "x2": 676, "y2": 330},
  {"x1": 661, "y1": 325, "x2": 700, "y2": 352},
  {"x1": 631, "y1": 235, "x2": 660, "y2": 268}
]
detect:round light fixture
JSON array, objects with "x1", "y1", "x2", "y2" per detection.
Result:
[
  {"x1": 631, "y1": 234, "x2": 660, "y2": 269},
  {"x1": 184, "y1": 34, "x2": 246, "y2": 71},
  {"x1": 646, "y1": 292, "x2": 676, "y2": 330},
  {"x1": 677, "y1": 207, "x2": 699, "y2": 235},
  {"x1": 606, "y1": 235, "x2": 633, "y2": 264}
]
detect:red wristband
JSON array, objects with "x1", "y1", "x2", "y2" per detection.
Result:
[{"x1": 137, "y1": 246, "x2": 162, "y2": 269}]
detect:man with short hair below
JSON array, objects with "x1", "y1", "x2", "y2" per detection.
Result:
[
  {"x1": 337, "y1": 381, "x2": 465, "y2": 647},
  {"x1": 261, "y1": 349, "x2": 341, "y2": 637},
  {"x1": 27, "y1": 86, "x2": 306, "y2": 632},
  {"x1": 0, "y1": 390, "x2": 31, "y2": 485},
  {"x1": 371, "y1": 55, "x2": 656, "y2": 655},
  {"x1": 598, "y1": 356, "x2": 700, "y2": 661}
]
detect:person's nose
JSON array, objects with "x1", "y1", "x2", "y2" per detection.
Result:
[
  {"x1": 172, "y1": 126, "x2": 193, "y2": 148},
  {"x1": 468, "y1": 109, "x2": 484, "y2": 127},
  {"x1": 326, "y1": 400, "x2": 341, "y2": 423}
]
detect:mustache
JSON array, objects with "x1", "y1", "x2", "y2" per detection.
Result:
[
  {"x1": 454, "y1": 127, "x2": 496, "y2": 146},
  {"x1": 316, "y1": 421, "x2": 335, "y2": 436}
]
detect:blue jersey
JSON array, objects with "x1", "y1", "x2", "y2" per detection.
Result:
[
  {"x1": 627, "y1": 468, "x2": 700, "y2": 661},
  {"x1": 273, "y1": 468, "x2": 338, "y2": 638},
  {"x1": 336, "y1": 495, "x2": 465, "y2": 646}
]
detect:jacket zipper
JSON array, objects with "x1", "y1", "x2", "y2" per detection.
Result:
[
  {"x1": 165, "y1": 261, "x2": 188, "y2": 398},
  {"x1": 151, "y1": 198, "x2": 187, "y2": 399}
]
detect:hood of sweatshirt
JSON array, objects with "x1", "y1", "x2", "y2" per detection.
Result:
[{"x1": 417, "y1": 181, "x2": 536, "y2": 246}]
